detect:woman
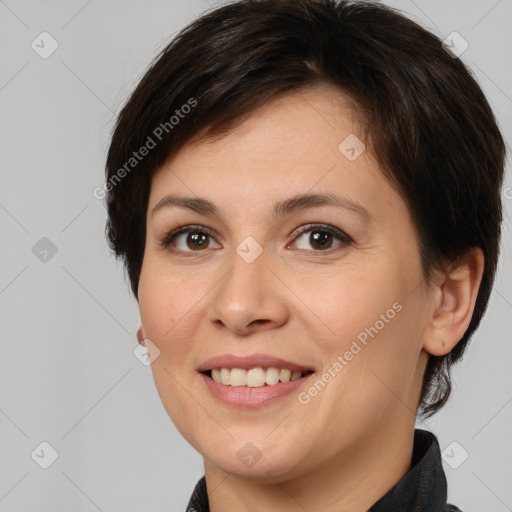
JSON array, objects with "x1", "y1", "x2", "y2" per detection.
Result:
[{"x1": 104, "y1": 1, "x2": 505, "y2": 510}]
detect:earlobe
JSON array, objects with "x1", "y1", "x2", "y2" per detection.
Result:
[
  {"x1": 136, "y1": 325, "x2": 146, "y2": 344},
  {"x1": 423, "y1": 247, "x2": 485, "y2": 357}
]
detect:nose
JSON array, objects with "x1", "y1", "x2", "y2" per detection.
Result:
[{"x1": 206, "y1": 248, "x2": 290, "y2": 336}]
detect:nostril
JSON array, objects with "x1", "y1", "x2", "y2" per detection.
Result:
[{"x1": 250, "y1": 319, "x2": 269, "y2": 326}]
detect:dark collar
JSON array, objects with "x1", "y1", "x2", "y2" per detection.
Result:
[
  {"x1": 186, "y1": 429, "x2": 461, "y2": 512},
  {"x1": 369, "y1": 428, "x2": 459, "y2": 511}
]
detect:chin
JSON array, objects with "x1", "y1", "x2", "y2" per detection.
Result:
[{"x1": 202, "y1": 437, "x2": 308, "y2": 482}]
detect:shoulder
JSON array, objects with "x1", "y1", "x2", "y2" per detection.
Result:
[{"x1": 446, "y1": 504, "x2": 463, "y2": 511}]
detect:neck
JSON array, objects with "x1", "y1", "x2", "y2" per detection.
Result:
[{"x1": 205, "y1": 418, "x2": 416, "y2": 512}]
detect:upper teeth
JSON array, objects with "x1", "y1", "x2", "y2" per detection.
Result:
[{"x1": 210, "y1": 367, "x2": 304, "y2": 387}]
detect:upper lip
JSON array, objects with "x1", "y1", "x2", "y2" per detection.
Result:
[{"x1": 197, "y1": 353, "x2": 315, "y2": 373}]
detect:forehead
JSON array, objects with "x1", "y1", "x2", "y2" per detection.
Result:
[{"x1": 150, "y1": 85, "x2": 386, "y2": 196}]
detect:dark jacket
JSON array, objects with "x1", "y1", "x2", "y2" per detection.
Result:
[{"x1": 186, "y1": 429, "x2": 462, "y2": 511}]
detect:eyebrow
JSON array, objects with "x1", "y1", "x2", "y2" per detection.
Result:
[{"x1": 151, "y1": 192, "x2": 371, "y2": 221}]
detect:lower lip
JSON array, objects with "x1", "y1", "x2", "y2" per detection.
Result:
[{"x1": 200, "y1": 372, "x2": 314, "y2": 408}]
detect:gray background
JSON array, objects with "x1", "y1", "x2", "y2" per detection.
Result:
[{"x1": 1, "y1": 0, "x2": 511, "y2": 511}]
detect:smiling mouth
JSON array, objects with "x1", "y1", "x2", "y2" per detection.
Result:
[{"x1": 203, "y1": 367, "x2": 315, "y2": 387}]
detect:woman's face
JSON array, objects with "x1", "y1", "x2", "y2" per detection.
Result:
[{"x1": 138, "y1": 85, "x2": 434, "y2": 481}]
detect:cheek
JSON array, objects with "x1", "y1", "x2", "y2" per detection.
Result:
[
  {"x1": 291, "y1": 258, "x2": 423, "y2": 398},
  {"x1": 322, "y1": 283, "x2": 424, "y2": 419},
  {"x1": 137, "y1": 261, "x2": 201, "y2": 348},
  {"x1": 291, "y1": 261, "x2": 407, "y2": 350},
  {"x1": 149, "y1": 359, "x2": 209, "y2": 453},
  {"x1": 138, "y1": 264, "x2": 208, "y2": 445}
]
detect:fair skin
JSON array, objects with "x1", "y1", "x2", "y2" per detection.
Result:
[{"x1": 136, "y1": 84, "x2": 484, "y2": 512}]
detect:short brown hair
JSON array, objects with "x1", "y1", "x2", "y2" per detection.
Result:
[{"x1": 104, "y1": 0, "x2": 506, "y2": 419}]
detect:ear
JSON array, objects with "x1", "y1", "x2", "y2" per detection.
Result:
[
  {"x1": 136, "y1": 325, "x2": 146, "y2": 345},
  {"x1": 423, "y1": 247, "x2": 485, "y2": 357}
]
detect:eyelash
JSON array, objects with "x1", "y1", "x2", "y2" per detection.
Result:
[{"x1": 159, "y1": 223, "x2": 353, "y2": 256}]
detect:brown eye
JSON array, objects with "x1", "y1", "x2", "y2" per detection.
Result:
[
  {"x1": 309, "y1": 230, "x2": 334, "y2": 250},
  {"x1": 291, "y1": 224, "x2": 352, "y2": 252},
  {"x1": 161, "y1": 225, "x2": 220, "y2": 253},
  {"x1": 186, "y1": 232, "x2": 209, "y2": 250}
]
